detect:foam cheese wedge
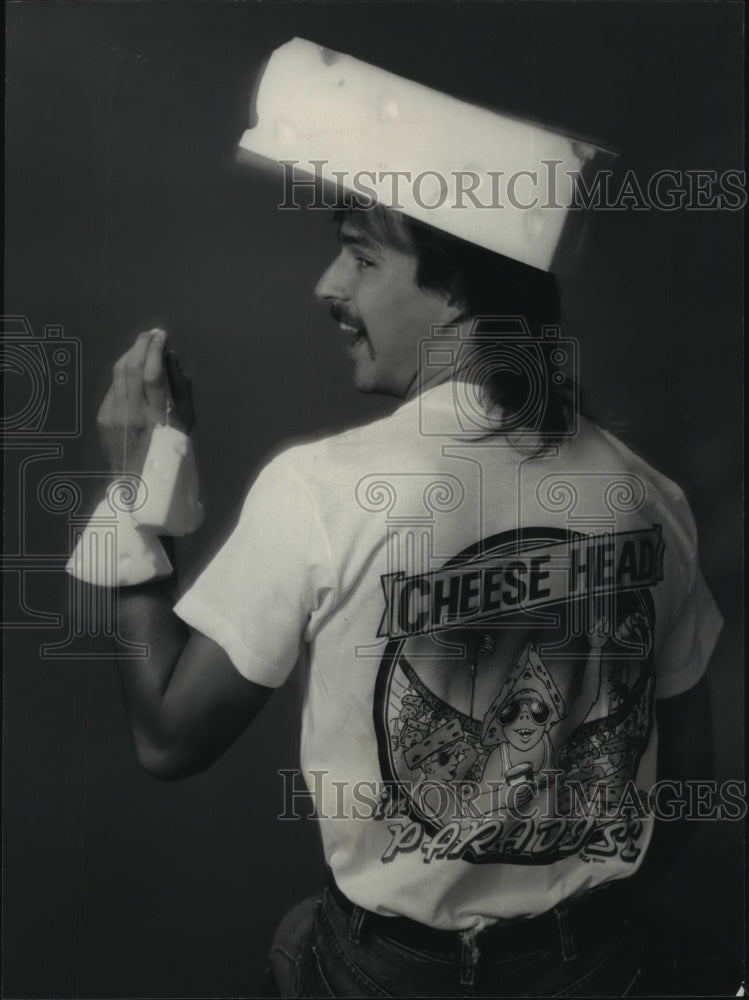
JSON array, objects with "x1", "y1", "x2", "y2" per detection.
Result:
[
  {"x1": 66, "y1": 500, "x2": 173, "y2": 587},
  {"x1": 237, "y1": 38, "x2": 613, "y2": 272},
  {"x1": 132, "y1": 424, "x2": 204, "y2": 537}
]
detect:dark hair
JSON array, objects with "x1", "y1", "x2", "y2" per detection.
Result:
[{"x1": 334, "y1": 205, "x2": 575, "y2": 447}]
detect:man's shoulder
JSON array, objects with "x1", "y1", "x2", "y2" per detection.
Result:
[
  {"x1": 269, "y1": 401, "x2": 422, "y2": 477},
  {"x1": 566, "y1": 418, "x2": 698, "y2": 555},
  {"x1": 573, "y1": 419, "x2": 687, "y2": 502}
]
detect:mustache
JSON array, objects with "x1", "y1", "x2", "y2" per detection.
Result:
[{"x1": 330, "y1": 303, "x2": 366, "y2": 334}]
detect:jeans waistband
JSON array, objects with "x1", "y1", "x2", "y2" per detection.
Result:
[{"x1": 326, "y1": 874, "x2": 637, "y2": 960}]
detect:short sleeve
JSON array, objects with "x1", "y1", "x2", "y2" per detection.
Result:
[
  {"x1": 655, "y1": 563, "x2": 724, "y2": 699},
  {"x1": 173, "y1": 452, "x2": 336, "y2": 688}
]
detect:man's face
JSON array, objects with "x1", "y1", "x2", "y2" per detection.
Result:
[
  {"x1": 315, "y1": 219, "x2": 461, "y2": 397},
  {"x1": 503, "y1": 708, "x2": 545, "y2": 752},
  {"x1": 498, "y1": 696, "x2": 550, "y2": 752},
  {"x1": 423, "y1": 746, "x2": 461, "y2": 782}
]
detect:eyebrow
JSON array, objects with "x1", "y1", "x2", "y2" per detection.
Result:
[{"x1": 337, "y1": 225, "x2": 382, "y2": 253}]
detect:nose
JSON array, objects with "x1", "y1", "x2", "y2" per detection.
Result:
[{"x1": 315, "y1": 252, "x2": 348, "y2": 302}]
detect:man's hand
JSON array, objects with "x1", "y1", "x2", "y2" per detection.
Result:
[
  {"x1": 614, "y1": 612, "x2": 651, "y2": 656},
  {"x1": 97, "y1": 328, "x2": 195, "y2": 474},
  {"x1": 90, "y1": 328, "x2": 274, "y2": 777},
  {"x1": 587, "y1": 616, "x2": 611, "y2": 649}
]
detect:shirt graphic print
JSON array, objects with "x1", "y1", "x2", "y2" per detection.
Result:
[{"x1": 374, "y1": 525, "x2": 661, "y2": 866}]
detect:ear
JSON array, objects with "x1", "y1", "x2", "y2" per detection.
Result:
[
  {"x1": 426, "y1": 280, "x2": 467, "y2": 324},
  {"x1": 444, "y1": 293, "x2": 468, "y2": 322}
]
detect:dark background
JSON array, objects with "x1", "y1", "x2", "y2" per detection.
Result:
[{"x1": 4, "y1": 2, "x2": 744, "y2": 997}]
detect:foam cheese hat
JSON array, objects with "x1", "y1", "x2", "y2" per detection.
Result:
[{"x1": 237, "y1": 38, "x2": 614, "y2": 273}]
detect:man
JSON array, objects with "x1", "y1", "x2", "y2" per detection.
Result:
[
  {"x1": 405, "y1": 718, "x2": 480, "y2": 827},
  {"x1": 85, "y1": 40, "x2": 722, "y2": 999}
]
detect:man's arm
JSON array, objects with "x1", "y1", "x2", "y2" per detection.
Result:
[
  {"x1": 552, "y1": 617, "x2": 606, "y2": 746},
  {"x1": 95, "y1": 328, "x2": 274, "y2": 779},
  {"x1": 112, "y1": 579, "x2": 273, "y2": 780},
  {"x1": 636, "y1": 674, "x2": 714, "y2": 885}
]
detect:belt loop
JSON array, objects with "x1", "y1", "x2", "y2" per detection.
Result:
[
  {"x1": 554, "y1": 903, "x2": 577, "y2": 962},
  {"x1": 460, "y1": 928, "x2": 480, "y2": 987},
  {"x1": 349, "y1": 904, "x2": 366, "y2": 944}
]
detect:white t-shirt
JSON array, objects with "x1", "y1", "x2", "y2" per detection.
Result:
[{"x1": 174, "y1": 381, "x2": 723, "y2": 929}]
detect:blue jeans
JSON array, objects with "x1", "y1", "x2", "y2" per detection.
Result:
[{"x1": 267, "y1": 885, "x2": 644, "y2": 998}]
